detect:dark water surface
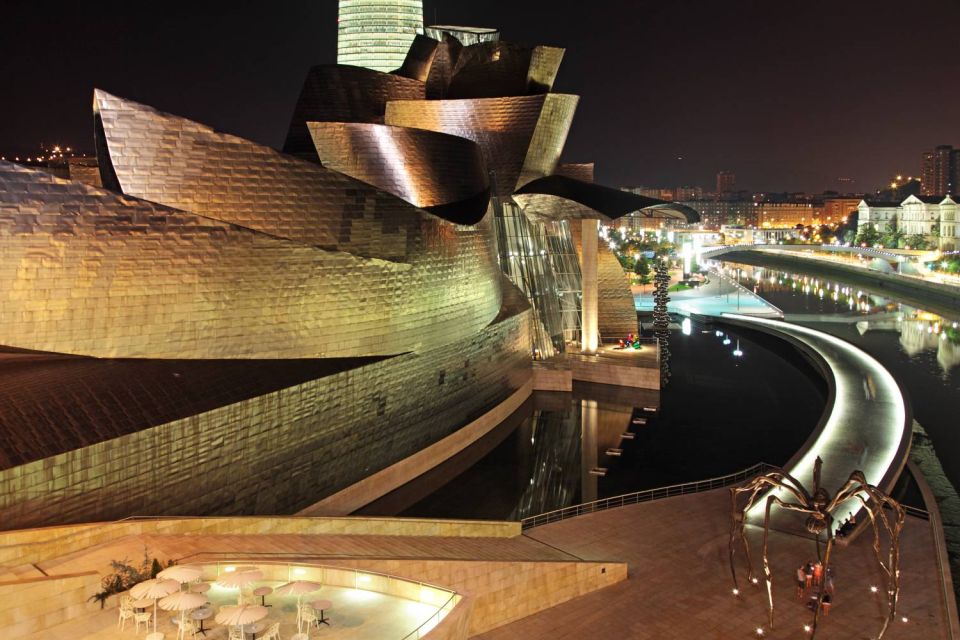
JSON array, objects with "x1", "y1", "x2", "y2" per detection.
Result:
[{"x1": 360, "y1": 323, "x2": 827, "y2": 521}]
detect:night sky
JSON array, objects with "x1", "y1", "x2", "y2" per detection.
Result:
[{"x1": 6, "y1": 0, "x2": 960, "y2": 192}]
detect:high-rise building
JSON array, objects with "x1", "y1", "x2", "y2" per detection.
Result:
[
  {"x1": 921, "y1": 151, "x2": 936, "y2": 195},
  {"x1": 920, "y1": 145, "x2": 956, "y2": 196},
  {"x1": 716, "y1": 170, "x2": 736, "y2": 193},
  {"x1": 337, "y1": 0, "x2": 424, "y2": 72}
]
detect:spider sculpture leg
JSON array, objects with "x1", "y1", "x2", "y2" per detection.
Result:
[
  {"x1": 827, "y1": 474, "x2": 906, "y2": 640},
  {"x1": 729, "y1": 471, "x2": 811, "y2": 593},
  {"x1": 808, "y1": 515, "x2": 835, "y2": 640},
  {"x1": 852, "y1": 490, "x2": 905, "y2": 640}
]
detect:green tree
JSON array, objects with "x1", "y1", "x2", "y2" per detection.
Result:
[
  {"x1": 855, "y1": 223, "x2": 880, "y2": 247},
  {"x1": 634, "y1": 257, "x2": 652, "y2": 284}
]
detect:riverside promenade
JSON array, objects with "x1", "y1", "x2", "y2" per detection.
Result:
[{"x1": 479, "y1": 488, "x2": 950, "y2": 640}]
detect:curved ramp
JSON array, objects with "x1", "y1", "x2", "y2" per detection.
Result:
[{"x1": 723, "y1": 314, "x2": 911, "y2": 528}]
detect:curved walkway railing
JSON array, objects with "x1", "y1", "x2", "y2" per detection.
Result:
[{"x1": 520, "y1": 462, "x2": 777, "y2": 530}]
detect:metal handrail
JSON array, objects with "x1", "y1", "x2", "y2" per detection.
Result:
[
  {"x1": 520, "y1": 462, "x2": 777, "y2": 530},
  {"x1": 401, "y1": 592, "x2": 459, "y2": 640}
]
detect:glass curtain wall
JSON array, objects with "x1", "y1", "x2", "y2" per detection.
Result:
[
  {"x1": 545, "y1": 220, "x2": 583, "y2": 345},
  {"x1": 493, "y1": 200, "x2": 566, "y2": 358}
]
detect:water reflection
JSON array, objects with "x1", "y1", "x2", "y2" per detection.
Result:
[{"x1": 722, "y1": 264, "x2": 960, "y2": 376}]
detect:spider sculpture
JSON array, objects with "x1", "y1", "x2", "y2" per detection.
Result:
[{"x1": 729, "y1": 457, "x2": 905, "y2": 639}]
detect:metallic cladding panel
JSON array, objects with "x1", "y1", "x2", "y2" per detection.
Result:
[
  {"x1": 306, "y1": 121, "x2": 489, "y2": 223},
  {"x1": 0, "y1": 295, "x2": 532, "y2": 527},
  {"x1": 394, "y1": 34, "x2": 440, "y2": 82},
  {"x1": 515, "y1": 192, "x2": 611, "y2": 222},
  {"x1": 555, "y1": 162, "x2": 595, "y2": 183},
  {"x1": 281, "y1": 66, "x2": 425, "y2": 160},
  {"x1": 517, "y1": 94, "x2": 579, "y2": 189},
  {"x1": 384, "y1": 94, "x2": 578, "y2": 196},
  {"x1": 425, "y1": 35, "x2": 463, "y2": 99},
  {"x1": 446, "y1": 42, "x2": 565, "y2": 99},
  {"x1": 528, "y1": 46, "x2": 565, "y2": 93},
  {"x1": 0, "y1": 162, "x2": 501, "y2": 360}
]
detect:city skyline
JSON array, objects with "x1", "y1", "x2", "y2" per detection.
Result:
[{"x1": 5, "y1": 1, "x2": 960, "y2": 192}]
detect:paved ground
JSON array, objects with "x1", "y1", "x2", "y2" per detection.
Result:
[{"x1": 476, "y1": 489, "x2": 949, "y2": 640}]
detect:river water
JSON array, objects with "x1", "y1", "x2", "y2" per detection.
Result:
[
  {"x1": 721, "y1": 262, "x2": 960, "y2": 599},
  {"x1": 361, "y1": 320, "x2": 826, "y2": 520}
]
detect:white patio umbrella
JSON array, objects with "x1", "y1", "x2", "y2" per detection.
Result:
[
  {"x1": 275, "y1": 581, "x2": 322, "y2": 633},
  {"x1": 158, "y1": 591, "x2": 207, "y2": 635},
  {"x1": 215, "y1": 604, "x2": 268, "y2": 631},
  {"x1": 157, "y1": 564, "x2": 203, "y2": 587},
  {"x1": 131, "y1": 578, "x2": 179, "y2": 637},
  {"x1": 216, "y1": 568, "x2": 264, "y2": 604}
]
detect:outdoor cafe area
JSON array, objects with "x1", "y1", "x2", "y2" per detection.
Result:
[{"x1": 51, "y1": 562, "x2": 455, "y2": 640}]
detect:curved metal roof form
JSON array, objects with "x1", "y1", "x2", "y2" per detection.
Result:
[
  {"x1": 447, "y1": 42, "x2": 565, "y2": 99},
  {"x1": 514, "y1": 175, "x2": 701, "y2": 223},
  {"x1": 282, "y1": 65, "x2": 425, "y2": 160},
  {"x1": 307, "y1": 121, "x2": 490, "y2": 224},
  {"x1": 385, "y1": 94, "x2": 578, "y2": 196}
]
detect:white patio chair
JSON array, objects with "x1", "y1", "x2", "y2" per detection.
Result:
[
  {"x1": 261, "y1": 622, "x2": 281, "y2": 640},
  {"x1": 134, "y1": 610, "x2": 152, "y2": 633},
  {"x1": 299, "y1": 604, "x2": 319, "y2": 631},
  {"x1": 228, "y1": 627, "x2": 245, "y2": 640},
  {"x1": 118, "y1": 606, "x2": 135, "y2": 630}
]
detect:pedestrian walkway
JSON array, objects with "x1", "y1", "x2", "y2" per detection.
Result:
[
  {"x1": 477, "y1": 489, "x2": 949, "y2": 640},
  {"x1": 722, "y1": 314, "x2": 910, "y2": 532}
]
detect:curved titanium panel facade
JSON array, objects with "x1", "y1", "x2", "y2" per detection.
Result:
[
  {"x1": 448, "y1": 42, "x2": 565, "y2": 99},
  {"x1": 0, "y1": 288, "x2": 532, "y2": 528},
  {"x1": 555, "y1": 162, "x2": 595, "y2": 183},
  {"x1": 0, "y1": 162, "x2": 501, "y2": 360},
  {"x1": 307, "y1": 121, "x2": 490, "y2": 224},
  {"x1": 394, "y1": 34, "x2": 441, "y2": 82},
  {"x1": 282, "y1": 66, "x2": 426, "y2": 160},
  {"x1": 385, "y1": 94, "x2": 579, "y2": 196}
]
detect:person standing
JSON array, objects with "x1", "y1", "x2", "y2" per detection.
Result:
[
  {"x1": 813, "y1": 561, "x2": 824, "y2": 587},
  {"x1": 804, "y1": 562, "x2": 814, "y2": 589},
  {"x1": 796, "y1": 566, "x2": 806, "y2": 598}
]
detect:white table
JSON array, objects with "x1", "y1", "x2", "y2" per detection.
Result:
[{"x1": 191, "y1": 607, "x2": 213, "y2": 635}]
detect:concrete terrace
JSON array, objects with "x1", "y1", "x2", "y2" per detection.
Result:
[{"x1": 479, "y1": 489, "x2": 950, "y2": 640}]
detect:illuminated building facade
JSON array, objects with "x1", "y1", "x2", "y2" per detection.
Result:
[
  {"x1": 337, "y1": 0, "x2": 424, "y2": 72},
  {"x1": 0, "y1": 26, "x2": 695, "y2": 530},
  {"x1": 756, "y1": 200, "x2": 822, "y2": 227}
]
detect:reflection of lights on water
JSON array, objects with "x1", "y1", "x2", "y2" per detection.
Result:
[
  {"x1": 682, "y1": 318, "x2": 692, "y2": 335},
  {"x1": 804, "y1": 624, "x2": 812, "y2": 633},
  {"x1": 870, "y1": 585, "x2": 878, "y2": 593},
  {"x1": 733, "y1": 340, "x2": 743, "y2": 357},
  {"x1": 716, "y1": 330, "x2": 724, "y2": 337},
  {"x1": 732, "y1": 588, "x2": 740, "y2": 596},
  {"x1": 750, "y1": 577, "x2": 759, "y2": 584},
  {"x1": 723, "y1": 337, "x2": 731, "y2": 345},
  {"x1": 756, "y1": 627, "x2": 765, "y2": 636},
  {"x1": 901, "y1": 616, "x2": 909, "y2": 623}
]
